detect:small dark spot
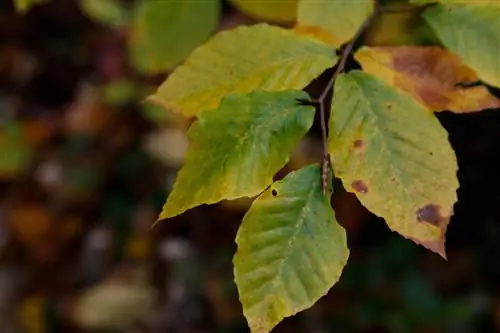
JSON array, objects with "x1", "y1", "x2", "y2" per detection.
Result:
[
  {"x1": 429, "y1": 152, "x2": 434, "y2": 156},
  {"x1": 354, "y1": 139, "x2": 364, "y2": 149},
  {"x1": 351, "y1": 180, "x2": 368, "y2": 194},
  {"x1": 271, "y1": 189, "x2": 278, "y2": 197},
  {"x1": 416, "y1": 204, "x2": 443, "y2": 226},
  {"x1": 390, "y1": 177, "x2": 396, "y2": 182},
  {"x1": 387, "y1": 103, "x2": 393, "y2": 110}
]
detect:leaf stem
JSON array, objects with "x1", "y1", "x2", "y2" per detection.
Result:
[{"x1": 318, "y1": 1, "x2": 381, "y2": 195}]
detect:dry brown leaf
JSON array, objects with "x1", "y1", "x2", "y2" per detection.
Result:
[{"x1": 355, "y1": 46, "x2": 500, "y2": 113}]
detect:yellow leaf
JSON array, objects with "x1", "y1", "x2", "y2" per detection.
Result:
[
  {"x1": 355, "y1": 46, "x2": 500, "y2": 113},
  {"x1": 150, "y1": 24, "x2": 335, "y2": 117}
]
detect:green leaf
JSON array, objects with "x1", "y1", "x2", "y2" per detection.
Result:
[
  {"x1": 81, "y1": 0, "x2": 129, "y2": 27},
  {"x1": 328, "y1": 71, "x2": 458, "y2": 258},
  {"x1": 0, "y1": 122, "x2": 32, "y2": 178},
  {"x1": 297, "y1": 0, "x2": 374, "y2": 47},
  {"x1": 150, "y1": 23, "x2": 336, "y2": 117},
  {"x1": 129, "y1": 0, "x2": 220, "y2": 74},
  {"x1": 420, "y1": 3, "x2": 500, "y2": 87},
  {"x1": 228, "y1": 0, "x2": 298, "y2": 22},
  {"x1": 234, "y1": 164, "x2": 348, "y2": 333},
  {"x1": 159, "y1": 90, "x2": 315, "y2": 219},
  {"x1": 14, "y1": 0, "x2": 47, "y2": 13}
]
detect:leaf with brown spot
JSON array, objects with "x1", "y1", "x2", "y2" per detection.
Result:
[{"x1": 355, "y1": 46, "x2": 500, "y2": 113}]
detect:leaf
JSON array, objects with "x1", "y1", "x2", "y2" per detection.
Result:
[
  {"x1": 355, "y1": 46, "x2": 500, "y2": 113},
  {"x1": 411, "y1": 0, "x2": 500, "y2": 6},
  {"x1": 81, "y1": 0, "x2": 129, "y2": 27},
  {"x1": 129, "y1": 0, "x2": 220, "y2": 74},
  {"x1": 13, "y1": 0, "x2": 47, "y2": 13},
  {"x1": 229, "y1": 0, "x2": 298, "y2": 22},
  {"x1": 0, "y1": 122, "x2": 32, "y2": 179},
  {"x1": 329, "y1": 71, "x2": 458, "y2": 258},
  {"x1": 234, "y1": 164, "x2": 348, "y2": 333},
  {"x1": 297, "y1": 0, "x2": 374, "y2": 47},
  {"x1": 420, "y1": 3, "x2": 500, "y2": 87},
  {"x1": 159, "y1": 90, "x2": 315, "y2": 219},
  {"x1": 150, "y1": 23, "x2": 336, "y2": 117}
]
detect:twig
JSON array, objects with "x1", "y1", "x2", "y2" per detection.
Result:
[{"x1": 318, "y1": 2, "x2": 381, "y2": 195}]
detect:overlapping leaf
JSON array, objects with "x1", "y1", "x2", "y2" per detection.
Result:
[
  {"x1": 229, "y1": 0, "x2": 298, "y2": 22},
  {"x1": 159, "y1": 90, "x2": 315, "y2": 219},
  {"x1": 297, "y1": 0, "x2": 374, "y2": 47},
  {"x1": 419, "y1": 2, "x2": 500, "y2": 87},
  {"x1": 150, "y1": 24, "x2": 336, "y2": 117},
  {"x1": 81, "y1": 0, "x2": 129, "y2": 27},
  {"x1": 355, "y1": 46, "x2": 500, "y2": 113},
  {"x1": 129, "y1": 0, "x2": 220, "y2": 74},
  {"x1": 329, "y1": 71, "x2": 458, "y2": 258},
  {"x1": 234, "y1": 164, "x2": 348, "y2": 333}
]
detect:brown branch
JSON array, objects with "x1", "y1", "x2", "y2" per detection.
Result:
[{"x1": 318, "y1": 2, "x2": 381, "y2": 195}]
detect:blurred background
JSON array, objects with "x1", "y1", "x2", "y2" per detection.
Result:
[{"x1": 1, "y1": 0, "x2": 500, "y2": 332}]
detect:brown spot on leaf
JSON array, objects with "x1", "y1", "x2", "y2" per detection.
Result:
[
  {"x1": 386, "y1": 103, "x2": 393, "y2": 110},
  {"x1": 271, "y1": 189, "x2": 278, "y2": 197},
  {"x1": 354, "y1": 139, "x2": 364, "y2": 148},
  {"x1": 351, "y1": 180, "x2": 368, "y2": 194},
  {"x1": 416, "y1": 204, "x2": 444, "y2": 226}
]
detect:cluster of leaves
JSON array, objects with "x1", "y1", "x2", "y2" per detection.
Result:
[{"x1": 148, "y1": 0, "x2": 500, "y2": 332}]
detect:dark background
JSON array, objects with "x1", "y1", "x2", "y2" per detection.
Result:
[{"x1": 1, "y1": 0, "x2": 500, "y2": 332}]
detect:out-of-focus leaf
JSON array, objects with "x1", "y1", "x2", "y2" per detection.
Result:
[
  {"x1": 159, "y1": 90, "x2": 314, "y2": 219},
  {"x1": 17, "y1": 296, "x2": 45, "y2": 333},
  {"x1": 13, "y1": 0, "x2": 47, "y2": 14},
  {"x1": 0, "y1": 122, "x2": 32, "y2": 179},
  {"x1": 73, "y1": 277, "x2": 155, "y2": 330},
  {"x1": 329, "y1": 71, "x2": 458, "y2": 258},
  {"x1": 411, "y1": 0, "x2": 500, "y2": 6},
  {"x1": 150, "y1": 23, "x2": 336, "y2": 117},
  {"x1": 229, "y1": 0, "x2": 298, "y2": 22},
  {"x1": 297, "y1": 0, "x2": 374, "y2": 47},
  {"x1": 355, "y1": 46, "x2": 500, "y2": 113},
  {"x1": 234, "y1": 165, "x2": 348, "y2": 333},
  {"x1": 420, "y1": 2, "x2": 500, "y2": 87},
  {"x1": 102, "y1": 79, "x2": 139, "y2": 106},
  {"x1": 81, "y1": 0, "x2": 129, "y2": 27},
  {"x1": 144, "y1": 128, "x2": 189, "y2": 167},
  {"x1": 129, "y1": 0, "x2": 220, "y2": 74}
]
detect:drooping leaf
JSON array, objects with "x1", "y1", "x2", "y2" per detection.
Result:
[
  {"x1": 14, "y1": 0, "x2": 47, "y2": 13},
  {"x1": 420, "y1": 3, "x2": 500, "y2": 87},
  {"x1": 329, "y1": 71, "x2": 458, "y2": 258},
  {"x1": 297, "y1": 0, "x2": 374, "y2": 47},
  {"x1": 81, "y1": 0, "x2": 129, "y2": 27},
  {"x1": 229, "y1": 0, "x2": 298, "y2": 22},
  {"x1": 159, "y1": 90, "x2": 315, "y2": 219},
  {"x1": 150, "y1": 24, "x2": 336, "y2": 117},
  {"x1": 234, "y1": 164, "x2": 348, "y2": 333},
  {"x1": 129, "y1": 0, "x2": 220, "y2": 74},
  {"x1": 355, "y1": 46, "x2": 500, "y2": 113}
]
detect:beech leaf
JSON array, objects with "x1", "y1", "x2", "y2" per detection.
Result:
[
  {"x1": 234, "y1": 164, "x2": 348, "y2": 333},
  {"x1": 329, "y1": 71, "x2": 458, "y2": 258}
]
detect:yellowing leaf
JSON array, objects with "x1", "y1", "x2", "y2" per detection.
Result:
[
  {"x1": 14, "y1": 0, "x2": 47, "y2": 13},
  {"x1": 229, "y1": 0, "x2": 298, "y2": 22},
  {"x1": 159, "y1": 90, "x2": 315, "y2": 219},
  {"x1": 355, "y1": 46, "x2": 500, "y2": 113},
  {"x1": 150, "y1": 24, "x2": 336, "y2": 117},
  {"x1": 297, "y1": 0, "x2": 374, "y2": 47},
  {"x1": 129, "y1": 0, "x2": 220, "y2": 74},
  {"x1": 329, "y1": 71, "x2": 458, "y2": 258},
  {"x1": 421, "y1": 3, "x2": 500, "y2": 87},
  {"x1": 234, "y1": 164, "x2": 348, "y2": 333}
]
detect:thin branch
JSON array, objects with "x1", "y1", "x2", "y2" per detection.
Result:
[{"x1": 318, "y1": 2, "x2": 381, "y2": 195}]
